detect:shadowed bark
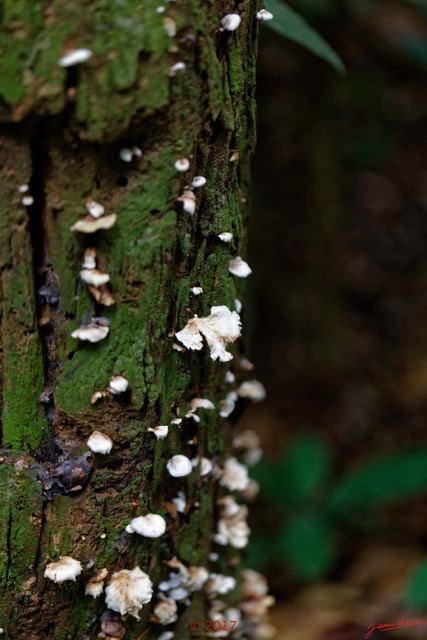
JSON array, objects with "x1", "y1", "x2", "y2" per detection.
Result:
[{"x1": 0, "y1": 1, "x2": 259, "y2": 638}]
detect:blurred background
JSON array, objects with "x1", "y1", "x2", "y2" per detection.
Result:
[{"x1": 242, "y1": 0, "x2": 427, "y2": 637}]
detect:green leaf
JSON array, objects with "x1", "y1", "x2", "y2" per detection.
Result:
[
  {"x1": 403, "y1": 558, "x2": 427, "y2": 608},
  {"x1": 328, "y1": 449, "x2": 427, "y2": 516},
  {"x1": 264, "y1": 0, "x2": 345, "y2": 75},
  {"x1": 251, "y1": 433, "x2": 332, "y2": 506},
  {"x1": 278, "y1": 513, "x2": 336, "y2": 580}
]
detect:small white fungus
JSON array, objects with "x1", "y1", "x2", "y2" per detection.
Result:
[
  {"x1": 169, "y1": 62, "x2": 186, "y2": 76},
  {"x1": 85, "y1": 568, "x2": 108, "y2": 598},
  {"x1": 234, "y1": 298, "x2": 242, "y2": 313},
  {"x1": 171, "y1": 491, "x2": 186, "y2": 513},
  {"x1": 237, "y1": 380, "x2": 266, "y2": 401},
  {"x1": 191, "y1": 176, "x2": 206, "y2": 188},
  {"x1": 191, "y1": 456, "x2": 213, "y2": 476},
  {"x1": 82, "y1": 248, "x2": 97, "y2": 269},
  {"x1": 191, "y1": 286, "x2": 203, "y2": 295},
  {"x1": 256, "y1": 9, "x2": 274, "y2": 20},
  {"x1": 18, "y1": 183, "x2": 29, "y2": 193},
  {"x1": 206, "y1": 573, "x2": 236, "y2": 595},
  {"x1": 22, "y1": 196, "x2": 34, "y2": 206},
  {"x1": 170, "y1": 418, "x2": 183, "y2": 425},
  {"x1": 154, "y1": 595, "x2": 178, "y2": 625},
  {"x1": 225, "y1": 371, "x2": 235, "y2": 383},
  {"x1": 221, "y1": 14, "x2": 241, "y2": 31},
  {"x1": 108, "y1": 375, "x2": 129, "y2": 394},
  {"x1": 71, "y1": 323, "x2": 109, "y2": 343},
  {"x1": 175, "y1": 305, "x2": 241, "y2": 362},
  {"x1": 119, "y1": 148, "x2": 133, "y2": 163},
  {"x1": 229, "y1": 256, "x2": 252, "y2": 278},
  {"x1": 219, "y1": 391, "x2": 238, "y2": 418},
  {"x1": 178, "y1": 190, "x2": 196, "y2": 215},
  {"x1": 126, "y1": 514, "x2": 166, "y2": 538},
  {"x1": 148, "y1": 425, "x2": 169, "y2": 439},
  {"x1": 105, "y1": 567, "x2": 153, "y2": 619},
  {"x1": 174, "y1": 158, "x2": 190, "y2": 172},
  {"x1": 163, "y1": 16, "x2": 177, "y2": 37},
  {"x1": 86, "y1": 199, "x2": 105, "y2": 219},
  {"x1": 167, "y1": 454, "x2": 193, "y2": 477},
  {"x1": 70, "y1": 213, "x2": 117, "y2": 233},
  {"x1": 87, "y1": 431, "x2": 113, "y2": 455},
  {"x1": 58, "y1": 48, "x2": 93, "y2": 67},
  {"x1": 218, "y1": 232, "x2": 233, "y2": 243},
  {"x1": 79, "y1": 269, "x2": 110, "y2": 288},
  {"x1": 156, "y1": 5, "x2": 166, "y2": 12},
  {"x1": 44, "y1": 556, "x2": 82, "y2": 583},
  {"x1": 220, "y1": 457, "x2": 250, "y2": 492}
]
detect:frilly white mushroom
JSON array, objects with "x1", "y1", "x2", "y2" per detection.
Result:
[
  {"x1": 148, "y1": 425, "x2": 169, "y2": 439},
  {"x1": 79, "y1": 269, "x2": 110, "y2": 287},
  {"x1": 85, "y1": 568, "x2": 108, "y2": 598},
  {"x1": 44, "y1": 556, "x2": 82, "y2": 583},
  {"x1": 206, "y1": 573, "x2": 236, "y2": 595},
  {"x1": 108, "y1": 375, "x2": 129, "y2": 394},
  {"x1": 58, "y1": 48, "x2": 93, "y2": 67},
  {"x1": 154, "y1": 594, "x2": 178, "y2": 625},
  {"x1": 70, "y1": 213, "x2": 117, "y2": 233},
  {"x1": 191, "y1": 456, "x2": 213, "y2": 476},
  {"x1": 237, "y1": 380, "x2": 266, "y2": 401},
  {"x1": 105, "y1": 567, "x2": 153, "y2": 619},
  {"x1": 220, "y1": 457, "x2": 250, "y2": 492},
  {"x1": 171, "y1": 491, "x2": 186, "y2": 513},
  {"x1": 170, "y1": 418, "x2": 183, "y2": 425},
  {"x1": 219, "y1": 391, "x2": 238, "y2": 418},
  {"x1": 126, "y1": 514, "x2": 166, "y2": 538},
  {"x1": 221, "y1": 14, "x2": 241, "y2": 31},
  {"x1": 218, "y1": 232, "x2": 233, "y2": 243},
  {"x1": 228, "y1": 256, "x2": 252, "y2": 278},
  {"x1": 166, "y1": 454, "x2": 192, "y2": 477},
  {"x1": 175, "y1": 305, "x2": 241, "y2": 362},
  {"x1": 87, "y1": 430, "x2": 113, "y2": 454},
  {"x1": 88, "y1": 285, "x2": 115, "y2": 306},
  {"x1": 174, "y1": 158, "x2": 190, "y2": 172}
]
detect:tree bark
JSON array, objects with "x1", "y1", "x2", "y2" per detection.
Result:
[{"x1": 0, "y1": 1, "x2": 259, "y2": 638}]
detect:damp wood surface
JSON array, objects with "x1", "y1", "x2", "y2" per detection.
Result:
[{"x1": 0, "y1": 1, "x2": 259, "y2": 638}]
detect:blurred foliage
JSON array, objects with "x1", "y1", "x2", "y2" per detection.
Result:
[
  {"x1": 264, "y1": 0, "x2": 345, "y2": 73},
  {"x1": 248, "y1": 435, "x2": 427, "y2": 587}
]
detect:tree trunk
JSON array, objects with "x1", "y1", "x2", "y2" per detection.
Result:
[{"x1": 0, "y1": 1, "x2": 260, "y2": 638}]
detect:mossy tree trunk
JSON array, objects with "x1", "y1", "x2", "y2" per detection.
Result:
[{"x1": 0, "y1": 1, "x2": 258, "y2": 638}]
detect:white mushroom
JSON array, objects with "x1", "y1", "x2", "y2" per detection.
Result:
[
  {"x1": 178, "y1": 190, "x2": 196, "y2": 215},
  {"x1": 166, "y1": 455, "x2": 192, "y2": 477},
  {"x1": 219, "y1": 391, "x2": 238, "y2": 418},
  {"x1": 228, "y1": 256, "x2": 252, "y2": 278},
  {"x1": 154, "y1": 595, "x2": 178, "y2": 625},
  {"x1": 218, "y1": 232, "x2": 233, "y2": 243},
  {"x1": 175, "y1": 305, "x2": 241, "y2": 362},
  {"x1": 171, "y1": 491, "x2": 187, "y2": 513},
  {"x1": 87, "y1": 431, "x2": 113, "y2": 455},
  {"x1": 18, "y1": 183, "x2": 29, "y2": 193},
  {"x1": 191, "y1": 456, "x2": 213, "y2": 476},
  {"x1": 119, "y1": 148, "x2": 133, "y2": 163},
  {"x1": 44, "y1": 556, "x2": 82, "y2": 583},
  {"x1": 70, "y1": 213, "x2": 117, "y2": 233},
  {"x1": 234, "y1": 298, "x2": 242, "y2": 313},
  {"x1": 191, "y1": 286, "x2": 203, "y2": 295},
  {"x1": 237, "y1": 380, "x2": 266, "y2": 401},
  {"x1": 148, "y1": 425, "x2": 169, "y2": 439},
  {"x1": 163, "y1": 16, "x2": 177, "y2": 37},
  {"x1": 108, "y1": 375, "x2": 129, "y2": 394},
  {"x1": 126, "y1": 514, "x2": 166, "y2": 538},
  {"x1": 82, "y1": 248, "x2": 97, "y2": 269},
  {"x1": 105, "y1": 567, "x2": 153, "y2": 619},
  {"x1": 85, "y1": 199, "x2": 105, "y2": 219},
  {"x1": 71, "y1": 323, "x2": 109, "y2": 343},
  {"x1": 206, "y1": 573, "x2": 236, "y2": 595},
  {"x1": 22, "y1": 195, "x2": 34, "y2": 206},
  {"x1": 169, "y1": 62, "x2": 186, "y2": 76},
  {"x1": 58, "y1": 48, "x2": 93, "y2": 67},
  {"x1": 256, "y1": 9, "x2": 274, "y2": 20},
  {"x1": 191, "y1": 176, "x2": 206, "y2": 188},
  {"x1": 221, "y1": 14, "x2": 241, "y2": 31},
  {"x1": 220, "y1": 457, "x2": 250, "y2": 492},
  {"x1": 79, "y1": 269, "x2": 110, "y2": 287},
  {"x1": 85, "y1": 568, "x2": 108, "y2": 598},
  {"x1": 174, "y1": 158, "x2": 190, "y2": 172}
]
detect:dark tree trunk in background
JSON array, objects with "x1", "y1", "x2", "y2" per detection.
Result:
[{"x1": 0, "y1": 1, "x2": 258, "y2": 637}]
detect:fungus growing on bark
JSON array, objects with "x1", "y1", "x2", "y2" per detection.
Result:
[
  {"x1": 163, "y1": 16, "x2": 177, "y2": 37},
  {"x1": 70, "y1": 213, "x2": 117, "y2": 233},
  {"x1": 108, "y1": 375, "x2": 129, "y2": 394},
  {"x1": 22, "y1": 195, "x2": 34, "y2": 206},
  {"x1": 71, "y1": 322, "x2": 109, "y2": 343},
  {"x1": 79, "y1": 269, "x2": 110, "y2": 287},
  {"x1": 256, "y1": 9, "x2": 274, "y2": 20},
  {"x1": 228, "y1": 256, "x2": 252, "y2": 278},
  {"x1": 234, "y1": 298, "x2": 242, "y2": 313},
  {"x1": 175, "y1": 305, "x2": 242, "y2": 362},
  {"x1": 220, "y1": 457, "x2": 250, "y2": 492},
  {"x1": 237, "y1": 380, "x2": 266, "y2": 401},
  {"x1": 88, "y1": 285, "x2": 115, "y2": 306},
  {"x1": 169, "y1": 62, "x2": 186, "y2": 76},
  {"x1": 206, "y1": 574, "x2": 236, "y2": 595},
  {"x1": 221, "y1": 14, "x2": 241, "y2": 31},
  {"x1": 85, "y1": 199, "x2": 105, "y2": 219},
  {"x1": 214, "y1": 499, "x2": 250, "y2": 549},
  {"x1": 85, "y1": 568, "x2": 108, "y2": 598},
  {"x1": 148, "y1": 425, "x2": 169, "y2": 439},
  {"x1": 225, "y1": 371, "x2": 235, "y2": 384},
  {"x1": 174, "y1": 158, "x2": 190, "y2": 172},
  {"x1": 119, "y1": 148, "x2": 133, "y2": 162},
  {"x1": 191, "y1": 176, "x2": 206, "y2": 188},
  {"x1": 178, "y1": 190, "x2": 196, "y2": 215},
  {"x1": 82, "y1": 248, "x2": 97, "y2": 269},
  {"x1": 191, "y1": 456, "x2": 213, "y2": 476},
  {"x1": 105, "y1": 567, "x2": 153, "y2": 619},
  {"x1": 153, "y1": 595, "x2": 178, "y2": 625},
  {"x1": 126, "y1": 514, "x2": 166, "y2": 538},
  {"x1": 18, "y1": 183, "x2": 29, "y2": 193},
  {"x1": 44, "y1": 556, "x2": 82, "y2": 583},
  {"x1": 219, "y1": 391, "x2": 238, "y2": 418},
  {"x1": 87, "y1": 431, "x2": 113, "y2": 455},
  {"x1": 166, "y1": 455, "x2": 192, "y2": 477},
  {"x1": 191, "y1": 286, "x2": 203, "y2": 296},
  {"x1": 218, "y1": 232, "x2": 233, "y2": 243},
  {"x1": 58, "y1": 48, "x2": 93, "y2": 67}
]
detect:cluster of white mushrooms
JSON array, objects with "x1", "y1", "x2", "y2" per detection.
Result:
[{"x1": 42, "y1": 5, "x2": 276, "y2": 639}]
